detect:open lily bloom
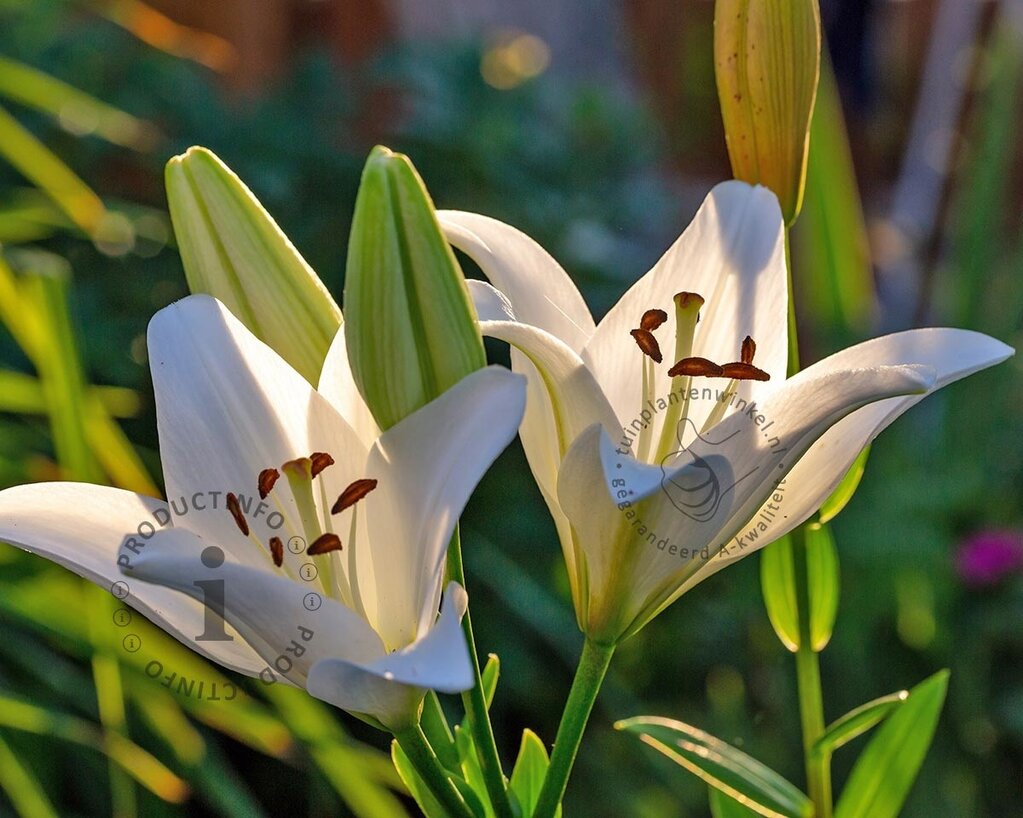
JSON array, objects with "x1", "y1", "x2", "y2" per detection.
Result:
[
  {"x1": 439, "y1": 182, "x2": 1013, "y2": 642},
  {"x1": 0, "y1": 295, "x2": 526, "y2": 728}
]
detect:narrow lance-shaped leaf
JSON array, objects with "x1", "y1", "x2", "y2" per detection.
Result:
[
  {"x1": 812, "y1": 691, "x2": 909, "y2": 759},
  {"x1": 509, "y1": 729, "x2": 561, "y2": 818},
  {"x1": 834, "y1": 670, "x2": 949, "y2": 818},
  {"x1": 165, "y1": 146, "x2": 342, "y2": 384},
  {"x1": 344, "y1": 145, "x2": 486, "y2": 430},
  {"x1": 819, "y1": 446, "x2": 870, "y2": 524},
  {"x1": 616, "y1": 717, "x2": 813, "y2": 818},
  {"x1": 709, "y1": 788, "x2": 760, "y2": 818}
]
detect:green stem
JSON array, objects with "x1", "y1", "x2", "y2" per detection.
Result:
[
  {"x1": 447, "y1": 528, "x2": 514, "y2": 818},
  {"x1": 533, "y1": 638, "x2": 616, "y2": 818},
  {"x1": 793, "y1": 529, "x2": 832, "y2": 817},
  {"x1": 394, "y1": 724, "x2": 475, "y2": 818},
  {"x1": 785, "y1": 228, "x2": 832, "y2": 817}
]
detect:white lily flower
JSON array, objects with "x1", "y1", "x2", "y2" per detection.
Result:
[
  {"x1": 438, "y1": 182, "x2": 1013, "y2": 642},
  {"x1": 0, "y1": 295, "x2": 526, "y2": 729}
]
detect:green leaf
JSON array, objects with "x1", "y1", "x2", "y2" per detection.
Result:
[
  {"x1": 344, "y1": 145, "x2": 486, "y2": 430},
  {"x1": 795, "y1": 51, "x2": 875, "y2": 337},
  {"x1": 615, "y1": 717, "x2": 813, "y2": 818},
  {"x1": 508, "y1": 730, "x2": 560, "y2": 818},
  {"x1": 0, "y1": 732, "x2": 60, "y2": 818},
  {"x1": 709, "y1": 787, "x2": 759, "y2": 818},
  {"x1": 819, "y1": 446, "x2": 870, "y2": 524},
  {"x1": 760, "y1": 524, "x2": 840, "y2": 653},
  {"x1": 459, "y1": 654, "x2": 501, "y2": 736},
  {"x1": 0, "y1": 104, "x2": 106, "y2": 234},
  {"x1": 392, "y1": 740, "x2": 449, "y2": 818},
  {"x1": 834, "y1": 670, "x2": 949, "y2": 818},
  {"x1": 454, "y1": 726, "x2": 494, "y2": 818},
  {"x1": 760, "y1": 534, "x2": 800, "y2": 652},
  {"x1": 422, "y1": 691, "x2": 460, "y2": 775},
  {"x1": 0, "y1": 57, "x2": 159, "y2": 150},
  {"x1": 805, "y1": 522, "x2": 839, "y2": 651},
  {"x1": 165, "y1": 146, "x2": 342, "y2": 384},
  {"x1": 812, "y1": 691, "x2": 909, "y2": 758}
]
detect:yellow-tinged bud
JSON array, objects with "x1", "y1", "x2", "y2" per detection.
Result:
[
  {"x1": 344, "y1": 146, "x2": 486, "y2": 431},
  {"x1": 714, "y1": 0, "x2": 821, "y2": 224},
  {"x1": 165, "y1": 147, "x2": 342, "y2": 384}
]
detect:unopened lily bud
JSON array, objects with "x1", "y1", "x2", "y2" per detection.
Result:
[
  {"x1": 344, "y1": 146, "x2": 486, "y2": 430},
  {"x1": 165, "y1": 147, "x2": 342, "y2": 384},
  {"x1": 714, "y1": 0, "x2": 821, "y2": 224}
]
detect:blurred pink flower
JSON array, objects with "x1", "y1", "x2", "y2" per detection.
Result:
[{"x1": 955, "y1": 530, "x2": 1023, "y2": 587}]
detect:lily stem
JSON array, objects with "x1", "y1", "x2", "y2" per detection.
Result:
[
  {"x1": 447, "y1": 527, "x2": 515, "y2": 818},
  {"x1": 394, "y1": 723, "x2": 475, "y2": 818},
  {"x1": 785, "y1": 229, "x2": 832, "y2": 817},
  {"x1": 533, "y1": 637, "x2": 616, "y2": 818},
  {"x1": 793, "y1": 527, "x2": 832, "y2": 817}
]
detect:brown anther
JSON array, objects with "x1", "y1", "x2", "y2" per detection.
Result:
[
  {"x1": 740, "y1": 335, "x2": 756, "y2": 365},
  {"x1": 269, "y1": 536, "x2": 284, "y2": 567},
  {"x1": 281, "y1": 457, "x2": 313, "y2": 478},
  {"x1": 308, "y1": 533, "x2": 344, "y2": 556},
  {"x1": 226, "y1": 492, "x2": 249, "y2": 536},
  {"x1": 258, "y1": 468, "x2": 280, "y2": 500},
  {"x1": 630, "y1": 328, "x2": 663, "y2": 363},
  {"x1": 668, "y1": 356, "x2": 724, "y2": 378},
  {"x1": 310, "y1": 452, "x2": 335, "y2": 478},
  {"x1": 721, "y1": 362, "x2": 771, "y2": 381},
  {"x1": 332, "y1": 478, "x2": 379, "y2": 515},
  {"x1": 640, "y1": 308, "x2": 668, "y2": 332},
  {"x1": 674, "y1": 292, "x2": 705, "y2": 310}
]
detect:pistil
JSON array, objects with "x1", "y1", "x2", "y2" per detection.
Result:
[{"x1": 655, "y1": 292, "x2": 705, "y2": 458}]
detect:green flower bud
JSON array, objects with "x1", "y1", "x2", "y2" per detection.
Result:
[
  {"x1": 714, "y1": 0, "x2": 821, "y2": 224},
  {"x1": 165, "y1": 147, "x2": 342, "y2": 384},
  {"x1": 344, "y1": 146, "x2": 486, "y2": 430}
]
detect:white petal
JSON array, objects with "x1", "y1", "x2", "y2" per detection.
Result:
[
  {"x1": 439, "y1": 210, "x2": 595, "y2": 352},
  {"x1": 318, "y1": 323, "x2": 381, "y2": 448},
  {"x1": 476, "y1": 320, "x2": 621, "y2": 611},
  {"x1": 306, "y1": 583, "x2": 472, "y2": 728},
  {"x1": 468, "y1": 279, "x2": 517, "y2": 322},
  {"x1": 0, "y1": 483, "x2": 266, "y2": 676},
  {"x1": 148, "y1": 295, "x2": 368, "y2": 568},
  {"x1": 580, "y1": 182, "x2": 788, "y2": 448},
  {"x1": 558, "y1": 364, "x2": 935, "y2": 639},
  {"x1": 124, "y1": 527, "x2": 385, "y2": 684},
  {"x1": 690, "y1": 328, "x2": 1015, "y2": 584},
  {"x1": 361, "y1": 367, "x2": 526, "y2": 651}
]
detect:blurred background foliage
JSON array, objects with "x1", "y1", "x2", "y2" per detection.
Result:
[{"x1": 0, "y1": 0, "x2": 1020, "y2": 816}]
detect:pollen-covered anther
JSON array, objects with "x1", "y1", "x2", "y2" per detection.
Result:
[
  {"x1": 721, "y1": 362, "x2": 770, "y2": 381},
  {"x1": 258, "y1": 468, "x2": 280, "y2": 500},
  {"x1": 630, "y1": 328, "x2": 663, "y2": 363},
  {"x1": 226, "y1": 492, "x2": 249, "y2": 536},
  {"x1": 740, "y1": 335, "x2": 756, "y2": 365},
  {"x1": 310, "y1": 452, "x2": 335, "y2": 478},
  {"x1": 332, "y1": 478, "x2": 379, "y2": 515},
  {"x1": 308, "y1": 533, "x2": 343, "y2": 556},
  {"x1": 668, "y1": 356, "x2": 724, "y2": 378},
  {"x1": 269, "y1": 536, "x2": 284, "y2": 567},
  {"x1": 639, "y1": 308, "x2": 668, "y2": 332}
]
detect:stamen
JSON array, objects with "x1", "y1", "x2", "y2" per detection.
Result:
[
  {"x1": 308, "y1": 533, "x2": 344, "y2": 556},
  {"x1": 310, "y1": 452, "x2": 335, "y2": 478},
  {"x1": 630, "y1": 328, "x2": 663, "y2": 363},
  {"x1": 226, "y1": 492, "x2": 249, "y2": 536},
  {"x1": 269, "y1": 536, "x2": 284, "y2": 567},
  {"x1": 721, "y1": 362, "x2": 770, "y2": 381},
  {"x1": 640, "y1": 308, "x2": 668, "y2": 332},
  {"x1": 702, "y1": 379, "x2": 738, "y2": 432},
  {"x1": 258, "y1": 468, "x2": 280, "y2": 500},
  {"x1": 332, "y1": 478, "x2": 378, "y2": 515},
  {"x1": 740, "y1": 335, "x2": 756, "y2": 365},
  {"x1": 668, "y1": 357, "x2": 724, "y2": 378}
]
